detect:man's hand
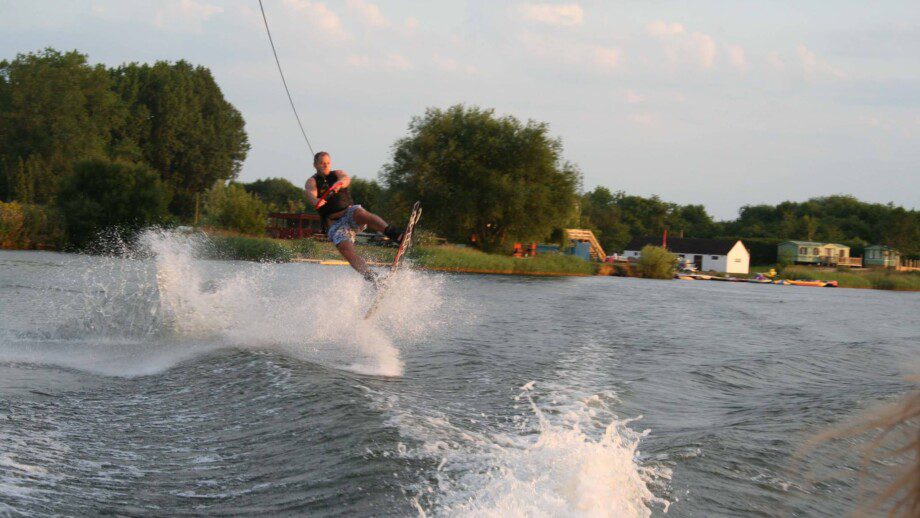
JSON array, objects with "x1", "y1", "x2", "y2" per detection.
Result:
[{"x1": 315, "y1": 181, "x2": 345, "y2": 210}]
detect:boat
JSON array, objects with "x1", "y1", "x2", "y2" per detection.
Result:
[{"x1": 784, "y1": 279, "x2": 838, "y2": 287}]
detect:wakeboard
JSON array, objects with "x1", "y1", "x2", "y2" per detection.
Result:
[{"x1": 364, "y1": 201, "x2": 422, "y2": 319}]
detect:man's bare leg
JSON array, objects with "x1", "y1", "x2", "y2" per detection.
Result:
[
  {"x1": 352, "y1": 207, "x2": 387, "y2": 232},
  {"x1": 353, "y1": 207, "x2": 404, "y2": 243},
  {"x1": 336, "y1": 240, "x2": 378, "y2": 284}
]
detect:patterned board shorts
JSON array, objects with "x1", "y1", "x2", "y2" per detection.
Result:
[{"x1": 327, "y1": 205, "x2": 367, "y2": 246}]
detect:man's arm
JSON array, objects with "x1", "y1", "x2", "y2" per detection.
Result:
[
  {"x1": 333, "y1": 170, "x2": 350, "y2": 188},
  {"x1": 305, "y1": 177, "x2": 320, "y2": 208}
]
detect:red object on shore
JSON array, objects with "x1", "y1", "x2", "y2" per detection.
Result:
[{"x1": 266, "y1": 213, "x2": 323, "y2": 239}]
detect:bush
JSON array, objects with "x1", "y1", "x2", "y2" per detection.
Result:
[
  {"x1": 637, "y1": 245, "x2": 678, "y2": 279},
  {"x1": 865, "y1": 271, "x2": 920, "y2": 291},
  {"x1": 21, "y1": 204, "x2": 65, "y2": 249},
  {"x1": 58, "y1": 159, "x2": 171, "y2": 248},
  {"x1": 202, "y1": 183, "x2": 268, "y2": 235},
  {"x1": 0, "y1": 201, "x2": 26, "y2": 248}
]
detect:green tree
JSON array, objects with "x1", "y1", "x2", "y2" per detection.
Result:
[
  {"x1": 675, "y1": 204, "x2": 717, "y2": 237},
  {"x1": 242, "y1": 177, "x2": 305, "y2": 212},
  {"x1": 0, "y1": 48, "x2": 127, "y2": 203},
  {"x1": 383, "y1": 105, "x2": 581, "y2": 252},
  {"x1": 579, "y1": 187, "x2": 631, "y2": 252},
  {"x1": 202, "y1": 182, "x2": 267, "y2": 235},
  {"x1": 109, "y1": 60, "x2": 249, "y2": 218},
  {"x1": 58, "y1": 158, "x2": 171, "y2": 248},
  {"x1": 348, "y1": 177, "x2": 384, "y2": 213}
]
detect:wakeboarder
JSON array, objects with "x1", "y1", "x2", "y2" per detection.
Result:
[{"x1": 305, "y1": 151, "x2": 404, "y2": 285}]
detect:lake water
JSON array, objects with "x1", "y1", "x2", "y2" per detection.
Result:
[{"x1": 1, "y1": 231, "x2": 918, "y2": 516}]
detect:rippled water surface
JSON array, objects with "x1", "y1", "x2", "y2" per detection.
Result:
[{"x1": 1, "y1": 234, "x2": 918, "y2": 517}]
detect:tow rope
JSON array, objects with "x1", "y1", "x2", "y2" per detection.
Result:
[{"x1": 258, "y1": 0, "x2": 316, "y2": 156}]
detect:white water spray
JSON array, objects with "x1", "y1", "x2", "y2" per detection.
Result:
[
  {"x1": 0, "y1": 229, "x2": 447, "y2": 378},
  {"x1": 143, "y1": 229, "x2": 445, "y2": 376}
]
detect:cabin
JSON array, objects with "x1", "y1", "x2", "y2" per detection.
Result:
[
  {"x1": 266, "y1": 212, "x2": 323, "y2": 239},
  {"x1": 777, "y1": 241, "x2": 859, "y2": 266},
  {"x1": 863, "y1": 245, "x2": 900, "y2": 268},
  {"x1": 623, "y1": 236, "x2": 750, "y2": 274}
]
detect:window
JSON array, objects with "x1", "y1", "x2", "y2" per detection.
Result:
[
  {"x1": 733, "y1": 258, "x2": 741, "y2": 263},
  {"x1": 711, "y1": 256, "x2": 719, "y2": 260},
  {"x1": 799, "y1": 247, "x2": 806, "y2": 255},
  {"x1": 839, "y1": 249, "x2": 845, "y2": 258},
  {"x1": 813, "y1": 248, "x2": 820, "y2": 255}
]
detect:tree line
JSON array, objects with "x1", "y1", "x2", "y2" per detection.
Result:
[
  {"x1": 0, "y1": 48, "x2": 248, "y2": 247},
  {"x1": 1, "y1": 48, "x2": 916, "y2": 259}
]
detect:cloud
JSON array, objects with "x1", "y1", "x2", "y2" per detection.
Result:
[
  {"x1": 766, "y1": 51, "x2": 785, "y2": 71},
  {"x1": 282, "y1": 0, "x2": 346, "y2": 40},
  {"x1": 796, "y1": 44, "x2": 845, "y2": 80},
  {"x1": 625, "y1": 90, "x2": 645, "y2": 104},
  {"x1": 347, "y1": 0, "x2": 388, "y2": 27},
  {"x1": 517, "y1": 31, "x2": 621, "y2": 72},
  {"x1": 517, "y1": 3, "x2": 584, "y2": 27},
  {"x1": 432, "y1": 54, "x2": 478, "y2": 75},
  {"x1": 347, "y1": 53, "x2": 410, "y2": 71},
  {"x1": 647, "y1": 20, "x2": 684, "y2": 37},
  {"x1": 154, "y1": 0, "x2": 223, "y2": 32},
  {"x1": 593, "y1": 47, "x2": 620, "y2": 69},
  {"x1": 648, "y1": 20, "x2": 716, "y2": 69},
  {"x1": 727, "y1": 44, "x2": 747, "y2": 70},
  {"x1": 629, "y1": 112, "x2": 656, "y2": 126}
]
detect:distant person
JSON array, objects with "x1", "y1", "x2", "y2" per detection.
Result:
[{"x1": 305, "y1": 151, "x2": 404, "y2": 285}]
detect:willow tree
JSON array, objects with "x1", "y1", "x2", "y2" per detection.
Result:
[{"x1": 383, "y1": 105, "x2": 581, "y2": 252}]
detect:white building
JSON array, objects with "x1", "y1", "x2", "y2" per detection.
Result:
[{"x1": 623, "y1": 237, "x2": 750, "y2": 274}]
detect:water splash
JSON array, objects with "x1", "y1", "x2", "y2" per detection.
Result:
[
  {"x1": 382, "y1": 383, "x2": 671, "y2": 517},
  {"x1": 1, "y1": 229, "x2": 448, "y2": 378}
]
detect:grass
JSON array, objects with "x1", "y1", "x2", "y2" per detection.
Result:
[
  {"x1": 409, "y1": 245, "x2": 597, "y2": 275},
  {"x1": 205, "y1": 234, "x2": 596, "y2": 275},
  {"x1": 203, "y1": 233, "x2": 399, "y2": 263},
  {"x1": 779, "y1": 265, "x2": 920, "y2": 291}
]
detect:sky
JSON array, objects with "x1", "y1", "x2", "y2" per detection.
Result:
[{"x1": 2, "y1": 0, "x2": 918, "y2": 220}]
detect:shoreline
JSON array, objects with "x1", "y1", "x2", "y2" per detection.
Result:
[{"x1": 2, "y1": 245, "x2": 917, "y2": 291}]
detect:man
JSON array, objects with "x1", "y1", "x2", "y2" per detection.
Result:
[{"x1": 305, "y1": 151, "x2": 403, "y2": 285}]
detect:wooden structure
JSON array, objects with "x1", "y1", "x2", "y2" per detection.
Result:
[
  {"x1": 564, "y1": 229, "x2": 605, "y2": 261},
  {"x1": 898, "y1": 259, "x2": 920, "y2": 272},
  {"x1": 778, "y1": 240, "x2": 859, "y2": 267},
  {"x1": 266, "y1": 212, "x2": 323, "y2": 239}
]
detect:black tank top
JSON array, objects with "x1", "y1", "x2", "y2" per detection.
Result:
[{"x1": 313, "y1": 171, "x2": 353, "y2": 217}]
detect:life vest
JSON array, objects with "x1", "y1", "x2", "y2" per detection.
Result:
[{"x1": 313, "y1": 170, "x2": 353, "y2": 218}]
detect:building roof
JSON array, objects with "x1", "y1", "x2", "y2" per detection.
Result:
[
  {"x1": 624, "y1": 236, "x2": 742, "y2": 255},
  {"x1": 779, "y1": 240, "x2": 849, "y2": 248},
  {"x1": 865, "y1": 244, "x2": 899, "y2": 251}
]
